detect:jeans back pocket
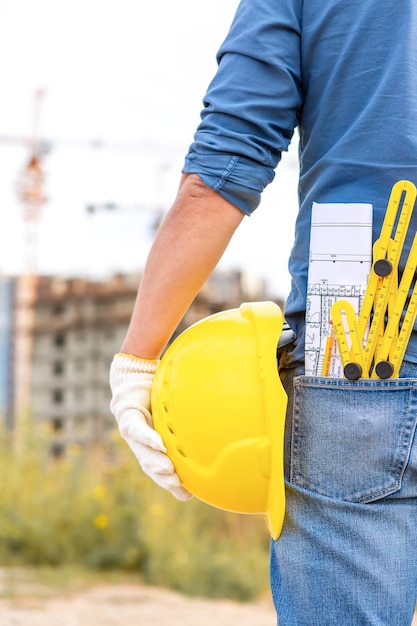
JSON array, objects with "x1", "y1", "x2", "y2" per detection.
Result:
[{"x1": 288, "y1": 376, "x2": 417, "y2": 503}]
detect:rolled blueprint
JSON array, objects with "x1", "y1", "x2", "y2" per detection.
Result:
[{"x1": 305, "y1": 203, "x2": 373, "y2": 377}]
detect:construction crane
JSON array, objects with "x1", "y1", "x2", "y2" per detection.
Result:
[
  {"x1": 0, "y1": 91, "x2": 179, "y2": 426},
  {"x1": 16, "y1": 153, "x2": 48, "y2": 275},
  {"x1": 0, "y1": 88, "x2": 48, "y2": 275},
  {"x1": 0, "y1": 92, "x2": 181, "y2": 274},
  {"x1": 85, "y1": 200, "x2": 165, "y2": 237},
  {"x1": 0, "y1": 89, "x2": 48, "y2": 422}
]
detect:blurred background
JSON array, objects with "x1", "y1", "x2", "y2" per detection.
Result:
[
  {"x1": 0, "y1": 0, "x2": 299, "y2": 288},
  {"x1": 0, "y1": 0, "x2": 300, "y2": 609}
]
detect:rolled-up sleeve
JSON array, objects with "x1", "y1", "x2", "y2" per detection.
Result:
[{"x1": 183, "y1": 0, "x2": 303, "y2": 215}]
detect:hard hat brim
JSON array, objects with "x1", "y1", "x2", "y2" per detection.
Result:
[{"x1": 239, "y1": 302, "x2": 287, "y2": 540}]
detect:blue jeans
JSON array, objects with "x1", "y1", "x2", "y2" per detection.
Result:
[{"x1": 271, "y1": 357, "x2": 417, "y2": 625}]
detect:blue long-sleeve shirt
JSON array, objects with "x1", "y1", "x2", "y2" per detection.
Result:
[{"x1": 183, "y1": 0, "x2": 417, "y2": 366}]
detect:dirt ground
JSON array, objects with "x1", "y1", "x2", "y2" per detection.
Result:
[
  {"x1": 2, "y1": 572, "x2": 417, "y2": 626},
  {"x1": 0, "y1": 575, "x2": 277, "y2": 626}
]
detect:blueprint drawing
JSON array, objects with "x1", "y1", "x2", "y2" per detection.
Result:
[{"x1": 305, "y1": 203, "x2": 373, "y2": 377}]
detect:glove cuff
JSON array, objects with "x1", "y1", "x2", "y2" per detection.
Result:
[
  {"x1": 115, "y1": 353, "x2": 159, "y2": 373},
  {"x1": 110, "y1": 353, "x2": 160, "y2": 390}
]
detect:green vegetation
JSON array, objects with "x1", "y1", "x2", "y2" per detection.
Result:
[{"x1": 0, "y1": 420, "x2": 270, "y2": 601}]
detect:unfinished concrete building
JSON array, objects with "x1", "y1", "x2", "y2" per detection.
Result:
[{"x1": 2, "y1": 270, "x2": 277, "y2": 455}]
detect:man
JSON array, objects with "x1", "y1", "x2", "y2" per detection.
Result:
[{"x1": 110, "y1": 0, "x2": 417, "y2": 623}]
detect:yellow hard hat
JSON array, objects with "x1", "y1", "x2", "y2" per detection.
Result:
[{"x1": 151, "y1": 301, "x2": 288, "y2": 539}]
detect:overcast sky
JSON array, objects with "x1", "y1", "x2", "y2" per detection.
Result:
[{"x1": 0, "y1": 0, "x2": 299, "y2": 298}]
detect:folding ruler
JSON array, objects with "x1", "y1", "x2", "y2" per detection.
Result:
[{"x1": 325, "y1": 179, "x2": 417, "y2": 379}]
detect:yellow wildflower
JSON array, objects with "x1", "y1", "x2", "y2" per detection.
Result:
[
  {"x1": 92, "y1": 484, "x2": 107, "y2": 500},
  {"x1": 93, "y1": 513, "x2": 109, "y2": 529},
  {"x1": 150, "y1": 503, "x2": 166, "y2": 518}
]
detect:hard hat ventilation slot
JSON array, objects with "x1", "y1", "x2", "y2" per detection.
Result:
[
  {"x1": 176, "y1": 447, "x2": 187, "y2": 458},
  {"x1": 167, "y1": 424, "x2": 176, "y2": 434}
]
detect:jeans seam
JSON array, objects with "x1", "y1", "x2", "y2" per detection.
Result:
[{"x1": 289, "y1": 381, "x2": 298, "y2": 486}]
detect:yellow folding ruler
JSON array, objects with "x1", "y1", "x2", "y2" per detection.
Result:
[
  {"x1": 331, "y1": 300, "x2": 366, "y2": 380},
  {"x1": 371, "y1": 232, "x2": 417, "y2": 377},
  {"x1": 325, "y1": 179, "x2": 417, "y2": 379}
]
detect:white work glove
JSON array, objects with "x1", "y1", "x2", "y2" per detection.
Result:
[{"x1": 109, "y1": 353, "x2": 192, "y2": 501}]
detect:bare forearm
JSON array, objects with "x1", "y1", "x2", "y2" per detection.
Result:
[{"x1": 120, "y1": 174, "x2": 244, "y2": 359}]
